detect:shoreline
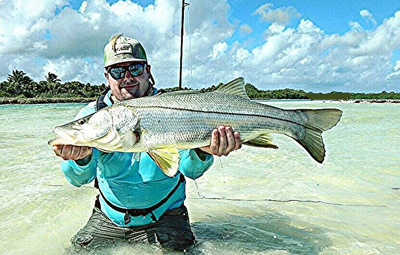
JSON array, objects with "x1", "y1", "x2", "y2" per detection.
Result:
[
  {"x1": 324, "y1": 99, "x2": 400, "y2": 104},
  {"x1": 0, "y1": 97, "x2": 96, "y2": 105},
  {"x1": 0, "y1": 97, "x2": 399, "y2": 105}
]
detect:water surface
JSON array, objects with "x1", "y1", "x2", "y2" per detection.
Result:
[{"x1": 0, "y1": 101, "x2": 398, "y2": 254}]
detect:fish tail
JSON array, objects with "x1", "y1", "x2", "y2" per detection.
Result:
[{"x1": 296, "y1": 109, "x2": 343, "y2": 163}]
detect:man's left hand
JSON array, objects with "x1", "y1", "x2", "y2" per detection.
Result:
[{"x1": 199, "y1": 125, "x2": 242, "y2": 156}]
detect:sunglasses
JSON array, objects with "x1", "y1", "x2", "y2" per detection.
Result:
[{"x1": 108, "y1": 63, "x2": 146, "y2": 80}]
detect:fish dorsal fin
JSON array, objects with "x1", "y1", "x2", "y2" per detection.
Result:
[
  {"x1": 147, "y1": 147, "x2": 180, "y2": 177},
  {"x1": 214, "y1": 77, "x2": 249, "y2": 99},
  {"x1": 243, "y1": 134, "x2": 279, "y2": 149}
]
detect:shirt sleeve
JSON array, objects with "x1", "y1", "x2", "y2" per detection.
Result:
[
  {"x1": 61, "y1": 149, "x2": 99, "y2": 187},
  {"x1": 178, "y1": 149, "x2": 214, "y2": 180},
  {"x1": 60, "y1": 102, "x2": 98, "y2": 187}
]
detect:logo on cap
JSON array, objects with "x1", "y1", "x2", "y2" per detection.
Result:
[{"x1": 115, "y1": 43, "x2": 133, "y2": 55}]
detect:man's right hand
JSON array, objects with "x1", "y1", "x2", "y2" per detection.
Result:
[{"x1": 53, "y1": 145, "x2": 93, "y2": 161}]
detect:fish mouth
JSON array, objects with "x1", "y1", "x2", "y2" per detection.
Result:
[{"x1": 48, "y1": 127, "x2": 79, "y2": 146}]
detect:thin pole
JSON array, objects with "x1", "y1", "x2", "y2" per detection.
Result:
[{"x1": 179, "y1": 0, "x2": 189, "y2": 90}]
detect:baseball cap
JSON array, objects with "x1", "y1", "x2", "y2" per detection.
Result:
[{"x1": 103, "y1": 33, "x2": 147, "y2": 68}]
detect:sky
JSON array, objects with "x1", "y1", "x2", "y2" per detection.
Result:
[{"x1": 1, "y1": 0, "x2": 400, "y2": 92}]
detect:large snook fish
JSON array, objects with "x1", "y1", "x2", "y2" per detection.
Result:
[{"x1": 49, "y1": 77, "x2": 342, "y2": 177}]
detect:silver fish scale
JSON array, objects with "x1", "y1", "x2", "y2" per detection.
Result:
[
  {"x1": 117, "y1": 91, "x2": 306, "y2": 151},
  {"x1": 122, "y1": 91, "x2": 304, "y2": 122}
]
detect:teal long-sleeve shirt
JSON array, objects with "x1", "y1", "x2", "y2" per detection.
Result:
[{"x1": 61, "y1": 91, "x2": 214, "y2": 227}]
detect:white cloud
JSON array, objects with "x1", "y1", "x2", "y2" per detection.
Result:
[
  {"x1": 0, "y1": 0, "x2": 67, "y2": 55},
  {"x1": 394, "y1": 60, "x2": 400, "y2": 71},
  {"x1": 386, "y1": 60, "x2": 400, "y2": 81},
  {"x1": 0, "y1": 0, "x2": 399, "y2": 93},
  {"x1": 234, "y1": 48, "x2": 250, "y2": 62},
  {"x1": 42, "y1": 57, "x2": 104, "y2": 83},
  {"x1": 360, "y1": 9, "x2": 377, "y2": 25},
  {"x1": 348, "y1": 11, "x2": 400, "y2": 56},
  {"x1": 349, "y1": 21, "x2": 363, "y2": 31},
  {"x1": 239, "y1": 24, "x2": 253, "y2": 35},
  {"x1": 254, "y1": 3, "x2": 301, "y2": 26},
  {"x1": 210, "y1": 42, "x2": 228, "y2": 59},
  {"x1": 79, "y1": 1, "x2": 88, "y2": 13}
]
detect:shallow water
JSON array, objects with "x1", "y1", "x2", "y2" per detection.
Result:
[{"x1": 0, "y1": 101, "x2": 399, "y2": 254}]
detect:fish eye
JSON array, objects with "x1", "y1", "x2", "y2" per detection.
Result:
[{"x1": 77, "y1": 119, "x2": 86, "y2": 125}]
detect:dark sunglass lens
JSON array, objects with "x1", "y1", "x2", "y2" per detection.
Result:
[
  {"x1": 109, "y1": 67, "x2": 125, "y2": 79},
  {"x1": 128, "y1": 63, "x2": 144, "y2": 76}
]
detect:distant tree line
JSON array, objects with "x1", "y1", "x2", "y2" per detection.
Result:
[
  {"x1": 161, "y1": 82, "x2": 400, "y2": 100},
  {"x1": 1, "y1": 69, "x2": 399, "y2": 100},
  {"x1": 159, "y1": 83, "x2": 310, "y2": 99},
  {"x1": 349, "y1": 91, "x2": 400, "y2": 100},
  {"x1": 0, "y1": 70, "x2": 106, "y2": 99}
]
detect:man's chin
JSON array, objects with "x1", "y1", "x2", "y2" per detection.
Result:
[{"x1": 121, "y1": 90, "x2": 140, "y2": 100}]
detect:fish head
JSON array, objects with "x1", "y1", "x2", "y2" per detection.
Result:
[
  {"x1": 107, "y1": 105, "x2": 140, "y2": 135},
  {"x1": 49, "y1": 110, "x2": 113, "y2": 147}
]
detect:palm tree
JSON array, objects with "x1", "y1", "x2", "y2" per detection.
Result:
[
  {"x1": 44, "y1": 72, "x2": 62, "y2": 96},
  {"x1": 6, "y1": 70, "x2": 34, "y2": 96},
  {"x1": 45, "y1": 72, "x2": 61, "y2": 84},
  {"x1": 7, "y1": 70, "x2": 33, "y2": 84}
]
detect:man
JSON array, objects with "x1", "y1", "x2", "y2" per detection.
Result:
[{"x1": 53, "y1": 34, "x2": 241, "y2": 251}]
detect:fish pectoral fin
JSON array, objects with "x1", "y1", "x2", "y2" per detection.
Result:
[
  {"x1": 244, "y1": 134, "x2": 279, "y2": 149},
  {"x1": 121, "y1": 131, "x2": 137, "y2": 150},
  {"x1": 147, "y1": 147, "x2": 180, "y2": 177}
]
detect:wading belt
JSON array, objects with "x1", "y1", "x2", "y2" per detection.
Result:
[{"x1": 96, "y1": 174, "x2": 185, "y2": 224}]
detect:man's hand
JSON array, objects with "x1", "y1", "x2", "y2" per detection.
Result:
[
  {"x1": 53, "y1": 145, "x2": 93, "y2": 161},
  {"x1": 199, "y1": 125, "x2": 241, "y2": 156}
]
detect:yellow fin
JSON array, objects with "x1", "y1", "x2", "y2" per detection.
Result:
[
  {"x1": 244, "y1": 134, "x2": 279, "y2": 149},
  {"x1": 147, "y1": 147, "x2": 180, "y2": 177}
]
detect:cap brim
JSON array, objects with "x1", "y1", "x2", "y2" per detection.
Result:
[{"x1": 104, "y1": 58, "x2": 147, "y2": 68}]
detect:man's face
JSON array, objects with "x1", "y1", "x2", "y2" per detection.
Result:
[{"x1": 105, "y1": 61, "x2": 151, "y2": 101}]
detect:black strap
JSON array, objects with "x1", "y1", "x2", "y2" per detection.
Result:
[
  {"x1": 95, "y1": 88, "x2": 111, "y2": 111},
  {"x1": 97, "y1": 174, "x2": 185, "y2": 218},
  {"x1": 93, "y1": 89, "x2": 110, "y2": 189}
]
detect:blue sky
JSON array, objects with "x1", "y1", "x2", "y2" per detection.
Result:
[
  {"x1": 1, "y1": 0, "x2": 400, "y2": 92},
  {"x1": 227, "y1": 0, "x2": 400, "y2": 61}
]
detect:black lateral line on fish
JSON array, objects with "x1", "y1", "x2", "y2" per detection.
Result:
[{"x1": 135, "y1": 105, "x2": 322, "y2": 132}]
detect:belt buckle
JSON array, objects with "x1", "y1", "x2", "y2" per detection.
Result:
[{"x1": 124, "y1": 210, "x2": 131, "y2": 224}]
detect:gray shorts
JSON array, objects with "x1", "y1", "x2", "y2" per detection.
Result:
[{"x1": 71, "y1": 204, "x2": 195, "y2": 252}]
